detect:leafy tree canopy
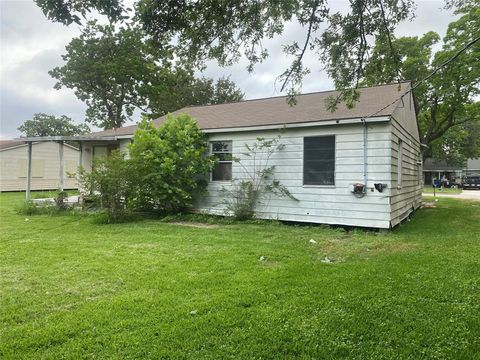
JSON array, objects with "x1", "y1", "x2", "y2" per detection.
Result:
[
  {"x1": 37, "y1": 0, "x2": 416, "y2": 100},
  {"x1": 50, "y1": 21, "x2": 244, "y2": 130},
  {"x1": 362, "y1": 5, "x2": 480, "y2": 162},
  {"x1": 18, "y1": 113, "x2": 90, "y2": 137}
]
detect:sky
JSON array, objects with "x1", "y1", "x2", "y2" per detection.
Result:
[{"x1": 0, "y1": 0, "x2": 457, "y2": 139}]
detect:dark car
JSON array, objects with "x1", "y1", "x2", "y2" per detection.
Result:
[{"x1": 463, "y1": 175, "x2": 480, "y2": 189}]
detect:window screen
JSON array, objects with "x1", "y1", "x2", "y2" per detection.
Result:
[
  {"x1": 397, "y1": 139, "x2": 403, "y2": 188},
  {"x1": 303, "y1": 136, "x2": 335, "y2": 185},
  {"x1": 211, "y1": 141, "x2": 232, "y2": 181}
]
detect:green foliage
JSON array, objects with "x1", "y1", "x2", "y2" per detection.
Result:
[
  {"x1": 78, "y1": 150, "x2": 132, "y2": 222},
  {"x1": 146, "y1": 75, "x2": 244, "y2": 119},
  {"x1": 18, "y1": 113, "x2": 89, "y2": 137},
  {"x1": 35, "y1": 0, "x2": 125, "y2": 25},
  {"x1": 49, "y1": 21, "x2": 244, "y2": 129},
  {"x1": 128, "y1": 114, "x2": 216, "y2": 212},
  {"x1": 49, "y1": 21, "x2": 158, "y2": 129},
  {"x1": 222, "y1": 135, "x2": 297, "y2": 220},
  {"x1": 37, "y1": 0, "x2": 417, "y2": 101},
  {"x1": 362, "y1": 7, "x2": 480, "y2": 162}
]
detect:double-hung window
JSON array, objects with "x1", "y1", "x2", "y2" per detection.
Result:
[
  {"x1": 303, "y1": 136, "x2": 335, "y2": 186},
  {"x1": 211, "y1": 141, "x2": 232, "y2": 181}
]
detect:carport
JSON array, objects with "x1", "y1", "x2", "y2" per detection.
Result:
[{"x1": 17, "y1": 136, "x2": 123, "y2": 201}]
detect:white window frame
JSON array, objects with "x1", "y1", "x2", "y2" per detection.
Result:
[
  {"x1": 397, "y1": 139, "x2": 403, "y2": 189},
  {"x1": 210, "y1": 140, "x2": 233, "y2": 182}
]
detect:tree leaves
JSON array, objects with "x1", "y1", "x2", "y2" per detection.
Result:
[{"x1": 18, "y1": 113, "x2": 90, "y2": 137}]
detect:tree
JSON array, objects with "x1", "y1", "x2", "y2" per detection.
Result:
[
  {"x1": 18, "y1": 113, "x2": 89, "y2": 137},
  {"x1": 37, "y1": 0, "x2": 416, "y2": 100},
  {"x1": 361, "y1": 6, "x2": 480, "y2": 162},
  {"x1": 146, "y1": 75, "x2": 244, "y2": 119},
  {"x1": 50, "y1": 22, "x2": 244, "y2": 129},
  {"x1": 128, "y1": 114, "x2": 216, "y2": 212},
  {"x1": 34, "y1": 0, "x2": 126, "y2": 25},
  {"x1": 49, "y1": 21, "x2": 158, "y2": 130}
]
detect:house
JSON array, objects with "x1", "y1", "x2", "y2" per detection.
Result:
[
  {"x1": 19, "y1": 82, "x2": 423, "y2": 228},
  {"x1": 423, "y1": 158, "x2": 480, "y2": 186},
  {"x1": 0, "y1": 140, "x2": 79, "y2": 192}
]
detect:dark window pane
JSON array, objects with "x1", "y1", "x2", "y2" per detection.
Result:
[
  {"x1": 212, "y1": 162, "x2": 232, "y2": 181},
  {"x1": 212, "y1": 141, "x2": 232, "y2": 153},
  {"x1": 303, "y1": 136, "x2": 335, "y2": 185}
]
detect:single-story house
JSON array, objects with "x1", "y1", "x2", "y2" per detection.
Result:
[
  {"x1": 0, "y1": 140, "x2": 80, "y2": 192},
  {"x1": 19, "y1": 82, "x2": 423, "y2": 228},
  {"x1": 423, "y1": 158, "x2": 480, "y2": 186}
]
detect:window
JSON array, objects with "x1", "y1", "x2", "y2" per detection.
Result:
[
  {"x1": 211, "y1": 141, "x2": 232, "y2": 181},
  {"x1": 17, "y1": 159, "x2": 44, "y2": 178},
  {"x1": 397, "y1": 139, "x2": 403, "y2": 188},
  {"x1": 303, "y1": 136, "x2": 335, "y2": 186}
]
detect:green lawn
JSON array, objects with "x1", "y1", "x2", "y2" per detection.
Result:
[
  {"x1": 423, "y1": 186, "x2": 462, "y2": 194},
  {"x1": 1, "y1": 192, "x2": 479, "y2": 359}
]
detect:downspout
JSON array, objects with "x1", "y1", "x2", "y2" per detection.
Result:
[{"x1": 362, "y1": 118, "x2": 368, "y2": 192}]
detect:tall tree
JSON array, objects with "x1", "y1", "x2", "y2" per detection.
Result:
[
  {"x1": 50, "y1": 22, "x2": 244, "y2": 129},
  {"x1": 362, "y1": 5, "x2": 480, "y2": 162},
  {"x1": 37, "y1": 0, "x2": 416, "y2": 100},
  {"x1": 18, "y1": 113, "x2": 90, "y2": 137},
  {"x1": 49, "y1": 21, "x2": 157, "y2": 130}
]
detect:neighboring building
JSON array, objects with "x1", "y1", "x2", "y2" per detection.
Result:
[
  {"x1": 466, "y1": 158, "x2": 480, "y2": 176},
  {"x1": 19, "y1": 82, "x2": 423, "y2": 228},
  {"x1": 0, "y1": 140, "x2": 79, "y2": 192},
  {"x1": 423, "y1": 158, "x2": 480, "y2": 186}
]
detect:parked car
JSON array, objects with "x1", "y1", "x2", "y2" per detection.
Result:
[{"x1": 462, "y1": 175, "x2": 480, "y2": 189}]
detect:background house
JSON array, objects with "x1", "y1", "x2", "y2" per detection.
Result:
[
  {"x1": 0, "y1": 140, "x2": 79, "y2": 192},
  {"x1": 423, "y1": 158, "x2": 480, "y2": 186}
]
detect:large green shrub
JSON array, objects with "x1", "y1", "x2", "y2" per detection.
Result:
[
  {"x1": 129, "y1": 114, "x2": 216, "y2": 212},
  {"x1": 78, "y1": 150, "x2": 132, "y2": 222}
]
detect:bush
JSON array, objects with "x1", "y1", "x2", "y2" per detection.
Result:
[
  {"x1": 222, "y1": 135, "x2": 297, "y2": 220},
  {"x1": 78, "y1": 150, "x2": 132, "y2": 222},
  {"x1": 129, "y1": 114, "x2": 216, "y2": 212}
]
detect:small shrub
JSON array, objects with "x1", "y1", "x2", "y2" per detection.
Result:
[
  {"x1": 55, "y1": 190, "x2": 69, "y2": 209},
  {"x1": 78, "y1": 151, "x2": 132, "y2": 222},
  {"x1": 222, "y1": 135, "x2": 297, "y2": 220}
]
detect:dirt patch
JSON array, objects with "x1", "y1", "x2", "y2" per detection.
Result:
[
  {"x1": 421, "y1": 201, "x2": 437, "y2": 208},
  {"x1": 169, "y1": 222, "x2": 220, "y2": 229}
]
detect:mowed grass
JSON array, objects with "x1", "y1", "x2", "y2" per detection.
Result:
[
  {"x1": 1, "y1": 192, "x2": 479, "y2": 359},
  {"x1": 423, "y1": 186, "x2": 462, "y2": 194}
]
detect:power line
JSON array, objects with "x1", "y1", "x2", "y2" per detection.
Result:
[{"x1": 364, "y1": 33, "x2": 480, "y2": 120}]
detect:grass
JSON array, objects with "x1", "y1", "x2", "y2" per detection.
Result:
[
  {"x1": 423, "y1": 186, "x2": 463, "y2": 194},
  {"x1": 1, "y1": 192, "x2": 479, "y2": 359}
]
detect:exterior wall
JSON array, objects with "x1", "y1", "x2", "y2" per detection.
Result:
[
  {"x1": 390, "y1": 94, "x2": 423, "y2": 227},
  {"x1": 0, "y1": 142, "x2": 79, "y2": 192},
  {"x1": 195, "y1": 122, "x2": 394, "y2": 228}
]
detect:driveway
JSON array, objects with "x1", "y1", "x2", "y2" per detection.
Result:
[{"x1": 423, "y1": 190, "x2": 480, "y2": 201}]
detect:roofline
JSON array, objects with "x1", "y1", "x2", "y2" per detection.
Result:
[
  {"x1": 180, "y1": 81, "x2": 413, "y2": 110},
  {"x1": 16, "y1": 136, "x2": 119, "y2": 142},
  {"x1": 0, "y1": 141, "x2": 80, "y2": 152}
]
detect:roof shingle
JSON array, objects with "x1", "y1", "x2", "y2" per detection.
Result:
[{"x1": 92, "y1": 82, "x2": 410, "y2": 137}]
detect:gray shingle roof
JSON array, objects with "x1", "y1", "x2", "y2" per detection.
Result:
[{"x1": 92, "y1": 82, "x2": 410, "y2": 137}]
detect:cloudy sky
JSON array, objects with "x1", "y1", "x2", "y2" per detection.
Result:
[{"x1": 0, "y1": 0, "x2": 456, "y2": 138}]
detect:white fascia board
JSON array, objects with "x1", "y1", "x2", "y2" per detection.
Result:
[{"x1": 202, "y1": 116, "x2": 391, "y2": 134}]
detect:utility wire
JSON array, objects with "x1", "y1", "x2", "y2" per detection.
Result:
[{"x1": 363, "y1": 33, "x2": 480, "y2": 120}]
